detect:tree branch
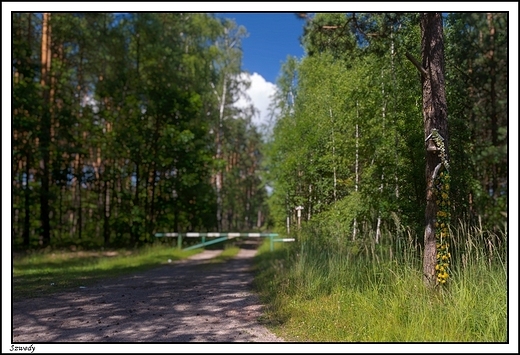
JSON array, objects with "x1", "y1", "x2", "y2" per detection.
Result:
[{"x1": 405, "y1": 52, "x2": 427, "y2": 77}]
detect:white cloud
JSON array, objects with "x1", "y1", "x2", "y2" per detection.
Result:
[{"x1": 235, "y1": 72, "x2": 277, "y2": 130}]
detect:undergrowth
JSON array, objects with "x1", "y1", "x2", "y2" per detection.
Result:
[{"x1": 253, "y1": 220, "x2": 507, "y2": 342}]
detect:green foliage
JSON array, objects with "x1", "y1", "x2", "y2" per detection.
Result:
[
  {"x1": 12, "y1": 13, "x2": 268, "y2": 249},
  {"x1": 267, "y1": 15, "x2": 426, "y2": 239},
  {"x1": 266, "y1": 12, "x2": 506, "y2": 251},
  {"x1": 260, "y1": 16, "x2": 507, "y2": 337},
  {"x1": 445, "y1": 13, "x2": 508, "y2": 230}
]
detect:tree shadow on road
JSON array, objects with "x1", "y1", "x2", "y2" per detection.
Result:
[{"x1": 12, "y1": 247, "x2": 283, "y2": 343}]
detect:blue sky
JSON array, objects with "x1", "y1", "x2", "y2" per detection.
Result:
[
  {"x1": 216, "y1": 13, "x2": 306, "y2": 84},
  {"x1": 215, "y1": 13, "x2": 307, "y2": 130}
]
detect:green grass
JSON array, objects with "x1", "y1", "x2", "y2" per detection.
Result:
[
  {"x1": 12, "y1": 244, "x2": 202, "y2": 300},
  {"x1": 210, "y1": 246, "x2": 241, "y2": 263},
  {"x1": 253, "y1": 222, "x2": 507, "y2": 342}
]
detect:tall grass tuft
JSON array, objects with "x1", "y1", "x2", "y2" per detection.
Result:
[{"x1": 253, "y1": 218, "x2": 507, "y2": 342}]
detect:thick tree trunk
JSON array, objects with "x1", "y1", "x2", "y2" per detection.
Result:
[{"x1": 420, "y1": 13, "x2": 449, "y2": 287}]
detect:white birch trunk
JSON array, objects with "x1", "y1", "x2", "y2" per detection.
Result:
[
  {"x1": 353, "y1": 101, "x2": 360, "y2": 241},
  {"x1": 376, "y1": 71, "x2": 387, "y2": 244},
  {"x1": 329, "y1": 108, "x2": 337, "y2": 203}
]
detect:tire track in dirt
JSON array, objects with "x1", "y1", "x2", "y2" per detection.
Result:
[{"x1": 12, "y1": 243, "x2": 283, "y2": 342}]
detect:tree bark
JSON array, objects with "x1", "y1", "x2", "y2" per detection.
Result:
[
  {"x1": 39, "y1": 12, "x2": 52, "y2": 247},
  {"x1": 353, "y1": 101, "x2": 360, "y2": 241},
  {"x1": 420, "y1": 13, "x2": 449, "y2": 287},
  {"x1": 23, "y1": 153, "x2": 31, "y2": 247},
  {"x1": 487, "y1": 13, "x2": 498, "y2": 198},
  {"x1": 103, "y1": 178, "x2": 111, "y2": 246},
  {"x1": 215, "y1": 76, "x2": 227, "y2": 232}
]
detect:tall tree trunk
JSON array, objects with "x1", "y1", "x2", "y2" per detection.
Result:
[
  {"x1": 39, "y1": 12, "x2": 52, "y2": 247},
  {"x1": 103, "y1": 178, "x2": 110, "y2": 246},
  {"x1": 353, "y1": 101, "x2": 360, "y2": 241},
  {"x1": 376, "y1": 72, "x2": 387, "y2": 245},
  {"x1": 307, "y1": 184, "x2": 312, "y2": 221},
  {"x1": 78, "y1": 160, "x2": 83, "y2": 241},
  {"x1": 23, "y1": 153, "x2": 31, "y2": 247},
  {"x1": 74, "y1": 152, "x2": 83, "y2": 240},
  {"x1": 487, "y1": 13, "x2": 498, "y2": 198},
  {"x1": 391, "y1": 31, "x2": 400, "y2": 199},
  {"x1": 420, "y1": 13, "x2": 449, "y2": 287},
  {"x1": 329, "y1": 107, "x2": 337, "y2": 203},
  {"x1": 149, "y1": 163, "x2": 157, "y2": 235},
  {"x1": 215, "y1": 76, "x2": 227, "y2": 232},
  {"x1": 133, "y1": 163, "x2": 140, "y2": 243}
]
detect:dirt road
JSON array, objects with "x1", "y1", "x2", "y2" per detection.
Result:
[{"x1": 12, "y1": 243, "x2": 283, "y2": 342}]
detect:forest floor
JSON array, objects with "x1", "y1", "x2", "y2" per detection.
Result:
[{"x1": 12, "y1": 240, "x2": 283, "y2": 343}]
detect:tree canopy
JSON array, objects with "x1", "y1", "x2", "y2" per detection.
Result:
[
  {"x1": 12, "y1": 13, "x2": 268, "y2": 248},
  {"x1": 266, "y1": 12, "x2": 507, "y2": 260}
]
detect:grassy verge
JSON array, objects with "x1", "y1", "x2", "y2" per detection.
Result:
[
  {"x1": 12, "y1": 244, "x2": 201, "y2": 300},
  {"x1": 253, "y1": 225, "x2": 507, "y2": 342}
]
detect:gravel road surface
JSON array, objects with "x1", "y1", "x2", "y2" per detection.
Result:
[{"x1": 12, "y1": 242, "x2": 283, "y2": 342}]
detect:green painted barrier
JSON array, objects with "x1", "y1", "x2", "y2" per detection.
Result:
[{"x1": 154, "y1": 232, "x2": 293, "y2": 251}]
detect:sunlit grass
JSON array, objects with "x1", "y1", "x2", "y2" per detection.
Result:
[
  {"x1": 12, "y1": 244, "x2": 201, "y2": 300},
  {"x1": 253, "y1": 221, "x2": 507, "y2": 342},
  {"x1": 210, "y1": 246, "x2": 241, "y2": 263}
]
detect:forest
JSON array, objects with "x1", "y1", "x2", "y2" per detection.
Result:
[
  {"x1": 268, "y1": 12, "x2": 507, "y2": 237},
  {"x1": 12, "y1": 13, "x2": 268, "y2": 249},
  {"x1": 11, "y1": 11, "x2": 509, "y2": 342},
  {"x1": 12, "y1": 12, "x2": 507, "y2": 266},
  {"x1": 266, "y1": 12, "x2": 508, "y2": 288}
]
